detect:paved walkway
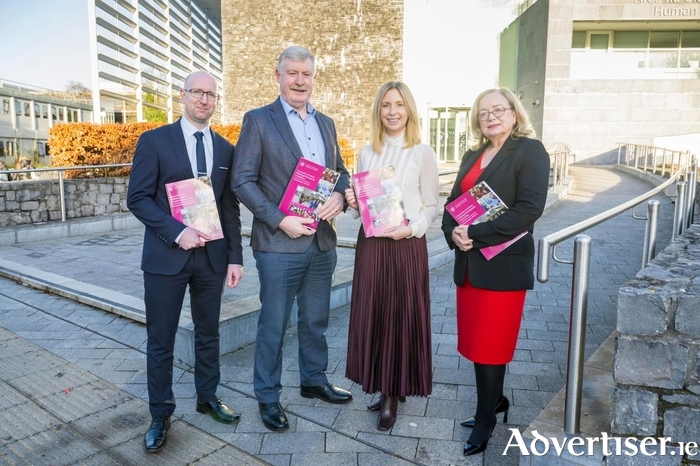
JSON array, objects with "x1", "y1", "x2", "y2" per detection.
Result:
[{"x1": 0, "y1": 166, "x2": 677, "y2": 465}]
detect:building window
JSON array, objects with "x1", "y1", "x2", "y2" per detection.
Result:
[
  {"x1": 572, "y1": 31, "x2": 586, "y2": 49},
  {"x1": 59, "y1": 108, "x2": 64, "y2": 120},
  {"x1": 2, "y1": 99, "x2": 9, "y2": 114},
  {"x1": 52, "y1": 107, "x2": 57, "y2": 121},
  {"x1": 0, "y1": 141, "x2": 4, "y2": 157},
  {"x1": 37, "y1": 142, "x2": 46, "y2": 156},
  {"x1": 24, "y1": 103, "x2": 31, "y2": 117},
  {"x1": 15, "y1": 100, "x2": 21, "y2": 116},
  {"x1": 613, "y1": 31, "x2": 648, "y2": 49},
  {"x1": 34, "y1": 103, "x2": 40, "y2": 118},
  {"x1": 42, "y1": 105, "x2": 48, "y2": 119}
]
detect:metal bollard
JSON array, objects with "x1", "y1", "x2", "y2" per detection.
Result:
[
  {"x1": 58, "y1": 171, "x2": 66, "y2": 222},
  {"x1": 564, "y1": 235, "x2": 591, "y2": 435},
  {"x1": 672, "y1": 181, "x2": 687, "y2": 240},
  {"x1": 641, "y1": 200, "x2": 659, "y2": 268}
]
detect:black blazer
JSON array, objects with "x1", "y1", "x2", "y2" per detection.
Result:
[
  {"x1": 441, "y1": 136, "x2": 549, "y2": 290},
  {"x1": 127, "y1": 120, "x2": 242, "y2": 275}
]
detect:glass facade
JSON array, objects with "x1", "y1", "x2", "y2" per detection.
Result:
[
  {"x1": 90, "y1": 0, "x2": 223, "y2": 123},
  {"x1": 571, "y1": 28, "x2": 700, "y2": 79}
]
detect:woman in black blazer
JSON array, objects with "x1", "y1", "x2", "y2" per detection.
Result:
[{"x1": 441, "y1": 88, "x2": 550, "y2": 456}]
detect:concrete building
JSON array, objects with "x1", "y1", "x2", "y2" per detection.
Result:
[
  {"x1": 0, "y1": 80, "x2": 93, "y2": 167},
  {"x1": 86, "y1": 0, "x2": 224, "y2": 124},
  {"x1": 500, "y1": 0, "x2": 700, "y2": 161}
]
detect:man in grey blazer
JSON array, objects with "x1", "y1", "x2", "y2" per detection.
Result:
[{"x1": 232, "y1": 46, "x2": 352, "y2": 431}]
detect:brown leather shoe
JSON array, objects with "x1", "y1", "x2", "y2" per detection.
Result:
[
  {"x1": 368, "y1": 394, "x2": 405, "y2": 411},
  {"x1": 377, "y1": 396, "x2": 398, "y2": 431}
]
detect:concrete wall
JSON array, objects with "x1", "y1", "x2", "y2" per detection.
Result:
[
  {"x1": 612, "y1": 224, "x2": 700, "y2": 453},
  {"x1": 220, "y1": 0, "x2": 404, "y2": 148},
  {"x1": 0, "y1": 178, "x2": 128, "y2": 227},
  {"x1": 507, "y1": 0, "x2": 700, "y2": 161}
]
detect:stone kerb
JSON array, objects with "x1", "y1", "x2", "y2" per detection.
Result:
[
  {"x1": 0, "y1": 177, "x2": 129, "y2": 226},
  {"x1": 612, "y1": 224, "x2": 700, "y2": 450}
]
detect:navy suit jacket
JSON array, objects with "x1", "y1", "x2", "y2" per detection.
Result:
[
  {"x1": 232, "y1": 97, "x2": 350, "y2": 253},
  {"x1": 441, "y1": 136, "x2": 550, "y2": 290},
  {"x1": 127, "y1": 120, "x2": 242, "y2": 275}
]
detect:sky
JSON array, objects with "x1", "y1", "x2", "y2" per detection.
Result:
[
  {"x1": 0, "y1": 0, "x2": 91, "y2": 90},
  {"x1": 0, "y1": 0, "x2": 519, "y2": 104}
]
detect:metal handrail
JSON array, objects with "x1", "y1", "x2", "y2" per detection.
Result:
[{"x1": 537, "y1": 149, "x2": 697, "y2": 435}]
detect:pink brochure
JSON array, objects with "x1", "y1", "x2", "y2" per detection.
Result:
[
  {"x1": 279, "y1": 158, "x2": 339, "y2": 230},
  {"x1": 352, "y1": 166, "x2": 408, "y2": 238},
  {"x1": 445, "y1": 180, "x2": 526, "y2": 260},
  {"x1": 165, "y1": 176, "x2": 223, "y2": 241}
]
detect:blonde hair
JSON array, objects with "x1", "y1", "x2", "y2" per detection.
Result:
[
  {"x1": 370, "y1": 81, "x2": 421, "y2": 155},
  {"x1": 469, "y1": 88, "x2": 536, "y2": 150}
]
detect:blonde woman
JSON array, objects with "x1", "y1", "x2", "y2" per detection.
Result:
[{"x1": 345, "y1": 81, "x2": 439, "y2": 431}]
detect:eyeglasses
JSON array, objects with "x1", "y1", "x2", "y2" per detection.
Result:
[
  {"x1": 477, "y1": 107, "x2": 511, "y2": 121},
  {"x1": 184, "y1": 89, "x2": 220, "y2": 101}
]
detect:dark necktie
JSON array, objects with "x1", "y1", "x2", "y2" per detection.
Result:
[{"x1": 194, "y1": 131, "x2": 207, "y2": 177}]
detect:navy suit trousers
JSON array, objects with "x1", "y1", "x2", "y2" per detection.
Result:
[{"x1": 144, "y1": 247, "x2": 225, "y2": 417}]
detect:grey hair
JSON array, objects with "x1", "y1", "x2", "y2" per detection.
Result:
[{"x1": 277, "y1": 46, "x2": 316, "y2": 74}]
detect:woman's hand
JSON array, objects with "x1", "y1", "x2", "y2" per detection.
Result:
[
  {"x1": 345, "y1": 187, "x2": 358, "y2": 210},
  {"x1": 376, "y1": 224, "x2": 413, "y2": 241},
  {"x1": 451, "y1": 226, "x2": 473, "y2": 252}
]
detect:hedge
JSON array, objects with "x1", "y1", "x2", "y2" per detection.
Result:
[{"x1": 49, "y1": 122, "x2": 356, "y2": 179}]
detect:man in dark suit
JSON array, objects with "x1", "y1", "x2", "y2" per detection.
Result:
[
  {"x1": 127, "y1": 71, "x2": 243, "y2": 453},
  {"x1": 232, "y1": 46, "x2": 352, "y2": 432}
]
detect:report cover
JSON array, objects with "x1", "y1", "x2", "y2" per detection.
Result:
[
  {"x1": 445, "y1": 180, "x2": 526, "y2": 260},
  {"x1": 279, "y1": 158, "x2": 340, "y2": 230},
  {"x1": 165, "y1": 176, "x2": 223, "y2": 241},
  {"x1": 352, "y1": 166, "x2": 408, "y2": 238}
]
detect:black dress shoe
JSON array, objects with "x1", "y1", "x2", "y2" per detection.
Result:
[
  {"x1": 460, "y1": 396, "x2": 510, "y2": 428},
  {"x1": 300, "y1": 382, "x2": 353, "y2": 404},
  {"x1": 259, "y1": 402, "x2": 289, "y2": 431},
  {"x1": 143, "y1": 415, "x2": 170, "y2": 453},
  {"x1": 196, "y1": 398, "x2": 241, "y2": 424}
]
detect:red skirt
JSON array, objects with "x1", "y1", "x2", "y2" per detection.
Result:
[
  {"x1": 456, "y1": 277, "x2": 526, "y2": 364},
  {"x1": 345, "y1": 227, "x2": 432, "y2": 397}
]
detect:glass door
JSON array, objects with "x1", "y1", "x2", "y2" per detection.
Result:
[{"x1": 429, "y1": 106, "x2": 470, "y2": 162}]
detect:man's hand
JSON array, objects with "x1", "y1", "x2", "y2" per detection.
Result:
[
  {"x1": 375, "y1": 224, "x2": 413, "y2": 241},
  {"x1": 344, "y1": 187, "x2": 358, "y2": 210},
  {"x1": 177, "y1": 227, "x2": 211, "y2": 250},
  {"x1": 226, "y1": 264, "x2": 243, "y2": 288},
  {"x1": 278, "y1": 216, "x2": 316, "y2": 239},
  {"x1": 317, "y1": 192, "x2": 345, "y2": 221}
]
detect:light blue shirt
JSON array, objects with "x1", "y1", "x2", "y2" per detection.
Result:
[
  {"x1": 180, "y1": 117, "x2": 213, "y2": 178},
  {"x1": 279, "y1": 97, "x2": 326, "y2": 167}
]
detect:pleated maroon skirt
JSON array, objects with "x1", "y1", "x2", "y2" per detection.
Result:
[{"x1": 345, "y1": 227, "x2": 432, "y2": 397}]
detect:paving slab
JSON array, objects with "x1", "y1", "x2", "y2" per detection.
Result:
[{"x1": 0, "y1": 165, "x2": 682, "y2": 465}]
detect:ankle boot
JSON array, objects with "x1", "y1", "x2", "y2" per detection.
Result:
[
  {"x1": 368, "y1": 394, "x2": 405, "y2": 411},
  {"x1": 377, "y1": 396, "x2": 398, "y2": 431}
]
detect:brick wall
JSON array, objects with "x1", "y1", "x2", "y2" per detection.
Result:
[
  {"x1": 220, "y1": 0, "x2": 404, "y2": 150},
  {"x1": 0, "y1": 178, "x2": 129, "y2": 226},
  {"x1": 612, "y1": 224, "x2": 700, "y2": 452}
]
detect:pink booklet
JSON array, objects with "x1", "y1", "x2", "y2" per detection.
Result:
[
  {"x1": 445, "y1": 180, "x2": 526, "y2": 260},
  {"x1": 279, "y1": 158, "x2": 340, "y2": 230},
  {"x1": 165, "y1": 176, "x2": 223, "y2": 241},
  {"x1": 353, "y1": 166, "x2": 408, "y2": 238}
]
